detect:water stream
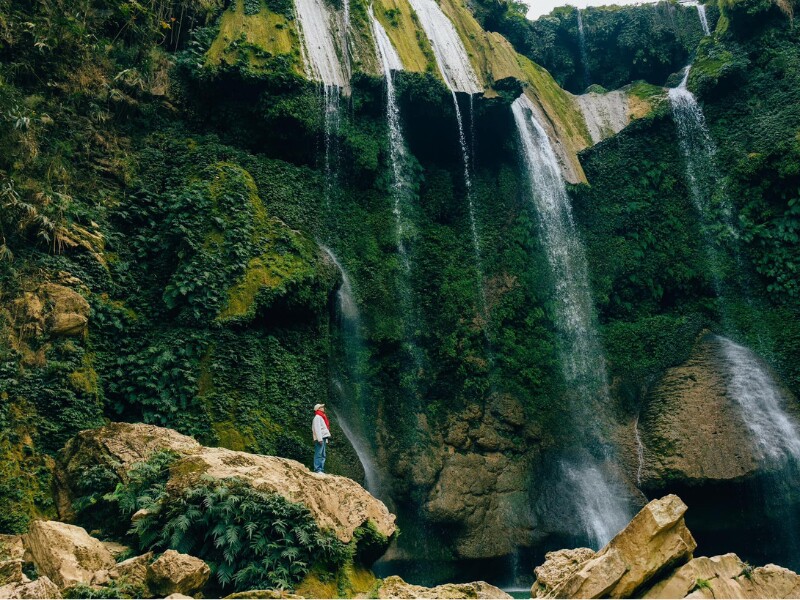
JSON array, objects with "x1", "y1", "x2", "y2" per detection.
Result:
[
  {"x1": 321, "y1": 245, "x2": 383, "y2": 500},
  {"x1": 294, "y1": 0, "x2": 349, "y2": 90},
  {"x1": 696, "y1": 3, "x2": 711, "y2": 36},
  {"x1": 512, "y1": 94, "x2": 632, "y2": 547}
]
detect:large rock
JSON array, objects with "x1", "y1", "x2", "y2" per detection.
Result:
[
  {"x1": 0, "y1": 560, "x2": 24, "y2": 586},
  {"x1": 638, "y1": 334, "x2": 798, "y2": 488},
  {"x1": 109, "y1": 551, "x2": 153, "y2": 593},
  {"x1": 377, "y1": 575, "x2": 511, "y2": 599},
  {"x1": 534, "y1": 495, "x2": 696, "y2": 598},
  {"x1": 57, "y1": 423, "x2": 396, "y2": 545},
  {"x1": 147, "y1": 550, "x2": 210, "y2": 596},
  {"x1": 0, "y1": 576, "x2": 62, "y2": 599},
  {"x1": 643, "y1": 553, "x2": 800, "y2": 599},
  {"x1": 23, "y1": 520, "x2": 115, "y2": 589},
  {"x1": 532, "y1": 548, "x2": 596, "y2": 597}
]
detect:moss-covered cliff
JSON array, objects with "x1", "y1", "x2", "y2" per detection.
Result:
[{"x1": 1, "y1": 0, "x2": 800, "y2": 588}]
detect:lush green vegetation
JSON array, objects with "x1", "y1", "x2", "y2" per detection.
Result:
[
  {"x1": 0, "y1": 0, "x2": 799, "y2": 577},
  {"x1": 471, "y1": 0, "x2": 714, "y2": 93}
]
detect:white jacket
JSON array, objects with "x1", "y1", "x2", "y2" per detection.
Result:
[{"x1": 312, "y1": 414, "x2": 331, "y2": 442}]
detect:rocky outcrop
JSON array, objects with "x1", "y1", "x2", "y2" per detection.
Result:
[
  {"x1": 23, "y1": 521, "x2": 115, "y2": 589},
  {"x1": 533, "y1": 494, "x2": 696, "y2": 598},
  {"x1": 12, "y1": 284, "x2": 90, "y2": 339},
  {"x1": 533, "y1": 494, "x2": 800, "y2": 599},
  {"x1": 377, "y1": 575, "x2": 511, "y2": 599},
  {"x1": 642, "y1": 553, "x2": 800, "y2": 599},
  {"x1": 147, "y1": 550, "x2": 210, "y2": 596},
  {"x1": 58, "y1": 423, "x2": 396, "y2": 545},
  {"x1": 638, "y1": 334, "x2": 792, "y2": 488},
  {"x1": 0, "y1": 576, "x2": 62, "y2": 599}
]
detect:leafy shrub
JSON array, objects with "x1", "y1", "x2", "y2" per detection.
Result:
[{"x1": 129, "y1": 478, "x2": 352, "y2": 591}]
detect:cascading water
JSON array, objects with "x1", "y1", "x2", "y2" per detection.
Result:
[
  {"x1": 715, "y1": 336, "x2": 800, "y2": 464},
  {"x1": 576, "y1": 8, "x2": 592, "y2": 89},
  {"x1": 321, "y1": 245, "x2": 384, "y2": 500},
  {"x1": 294, "y1": 0, "x2": 349, "y2": 90},
  {"x1": 404, "y1": 0, "x2": 482, "y2": 94},
  {"x1": 369, "y1": 7, "x2": 407, "y2": 264},
  {"x1": 696, "y1": 3, "x2": 711, "y2": 36},
  {"x1": 634, "y1": 414, "x2": 645, "y2": 488},
  {"x1": 669, "y1": 65, "x2": 800, "y2": 562},
  {"x1": 512, "y1": 94, "x2": 632, "y2": 547},
  {"x1": 407, "y1": 0, "x2": 487, "y2": 323}
]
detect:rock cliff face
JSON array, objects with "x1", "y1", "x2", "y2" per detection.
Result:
[{"x1": 532, "y1": 494, "x2": 800, "y2": 599}]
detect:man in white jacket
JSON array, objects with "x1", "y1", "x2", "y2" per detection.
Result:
[{"x1": 312, "y1": 403, "x2": 331, "y2": 473}]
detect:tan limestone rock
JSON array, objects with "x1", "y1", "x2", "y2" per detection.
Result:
[
  {"x1": 556, "y1": 549, "x2": 627, "y2": 599},
  {"x1": 146, "y1": 550, "x2": 209, "y2": 596},
  {"x1": 23, "y1": 521, "x2": 115, "y2": 589},
  {"x1": 40, "y1": 284, "x2": 90, "y2": 337},
  {"x1": 100, "y1": 541, "x2": 131, "y2": 559},
  {"x1": 113, "y1": 551, "x2": 153, "y2": 591},
  {"x1": 643, "y1": 553, "x2": 800, "y2": 599},
  {"x1": 0, "y1": 560, "x2": 25, "y2": 586},
  {"x1": 640, "y1": 335, "x2": 772, "y2": 487},
  {"x1": 58, "y1": 423, "x2": 395, "y2": 549},
  {"x1": 532, "y1": 548, "x2": 596, "y2": 597},
  {"x1": 0, "y1": 576, "x2": 62, "y2": 599},
  {"x1": 0, "y1": 536, "x2": 26, "y2": 562},
  {"x1": 377, "y1": 575, "x2": 512, "y2": 599},
  {"x1": 536, "y1": 495, "x2": 696, "y2": 598},
  {"x1": 169, "y1": 447, "x2": 396, "y2": 543},
  {"x1": 164, "y1": 594, "x2": 195, "y2": 599}
]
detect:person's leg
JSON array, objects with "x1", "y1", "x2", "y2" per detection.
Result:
[
  {"x1": 320, "y1": 439, "x2": 327, "y2": 473},
  {"x1": 314, "y1": 441, "x2": 324, "y2": 472}
]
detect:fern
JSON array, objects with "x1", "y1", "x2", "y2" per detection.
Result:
[{"x1": 123, "y1": 478, "x2": 351, "y2": 592}]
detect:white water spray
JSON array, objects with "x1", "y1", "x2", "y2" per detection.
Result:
[
  {"x1": 576, "y1": 8, "x2": 591, "y2": 88},
  {"x1": 513, "y1": 93, "x2": 632, "y2": 545},
  {"x1": 405, "y1": 0, "x2": 482, "y2": 93},
  {"x1": 696, "y1": 3, "x2": 711, "y2": 36},
  {"x1": 294, "y1": 0, "x2": 349, "y2": 89},
  {"x1": 715, "y1": 336, "x2": 800, "y2": 464}
]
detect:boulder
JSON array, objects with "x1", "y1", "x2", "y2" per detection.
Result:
[
  {"x1": 40, "y1": 284, "x2": 90, "y2": 337},
  {"x1": 111, "y1": 551, "x2": 153, "y2": 592},
  {"x1": 533, "y1": 495, "x2": 696, "y2": 598},
  {"x1": 0, "y1": 560, "x2": 25, "y2": 586},
  {"x1": 0, "y1": 535, "x2": 26, "y2": 562},
  {"x1": 23, "y1": 521, "x2": 115, "y2": 589},
  {"x1": 0, "y1": 576, "x2": 62, "y2": 599},
  {"x1": 638, "y1": 334, "x2": 800, "y2": 488},
  {"x1": 100, "y1": 541, "x2": 131, "y2": 559},
  {"x1": 57, "y1": 423, "x2": 396, "y2": 546},
  {"x1": 643, "y1": 553, "x2": 800, "y2": 599},
  {"x1": 377, "y1": 575, "x2": 512, "y2": 599},
  {"x1": 146, "y1": 550, "x2": 210, "y2": 596},
  {"x1": 532, "y1": 548, "x2": 596, "y2": 597}
]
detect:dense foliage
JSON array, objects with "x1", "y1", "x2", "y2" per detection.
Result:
[{"x1": 471, "y1": 0, "x2": 713, "y2": 93}]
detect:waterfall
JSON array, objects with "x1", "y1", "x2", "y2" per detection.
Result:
[
  {"x1": 669, "y1": 66, "x2": 735, "y2": 274},
  {"x1": 696, "y1": 3, "x2": 711, "y2": 36},
  {"x1": 715, "y1": 336, "x2": 800, "y2": 464},
  {"x1": 294, "y1": 0, "x2": 349, "y2": 90},
  {"x1": 369, "y1": 6, "x2": 407, "y2": 264},
  {"x1": 634, "y1": 414, "x2": 645, "y2": 488},
  {"x1": 512, "y1": 93, "x2": 632, "y2": 547},
  {"x1": 321, "y1": 245, "x2": 383, "y2": 499},
  {"x1": 405, "y1": 0, "x2": 482, "y2": 94},
  {"x1": 576, "y1": 8, "x2": 592, "y2": 89},
  {"x1": 406, "y1": 0, "x2": 486, "y2": 321}
]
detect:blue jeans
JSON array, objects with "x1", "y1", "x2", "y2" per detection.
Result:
[{"x1": 314, "y1": 440, "x2": 327, "y2": 473}]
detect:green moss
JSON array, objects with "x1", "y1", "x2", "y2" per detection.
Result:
[{"x1": 206, "y1": 0, "x2": 303, "y2": 75}]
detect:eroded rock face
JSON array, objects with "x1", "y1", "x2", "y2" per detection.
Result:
[
  {"x1": 24, "y1": 521, "x2": 115, "y2": 589},
  {"x1": 147, "y1": 550, "x2": 210, "y2": 596},
  {"x1": 0, "y1": 576, "x2": 62, "y2": 599},
  {"x1": 58, "y1": 423, "x2": 396, "y2": 545},
  {"x1": 639, "y1": 334, "x2": 783, "y2": 488},
  {"x1": 12, "y1": 284, "x2": 90, "y2": 339},
  {"x1": 532, "y1": 548, "x2": 596, "y2": 597},
  {"x1": 533, "y1": 495, "x2": 696, "y2": 598},
  {"x1": 377, "y1": 575, "x2": 512, "y2": 599}
]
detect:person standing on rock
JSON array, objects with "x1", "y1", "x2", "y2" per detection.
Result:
[{"x1": 312, "y1": 403, "x2": 331, "y2": 473}]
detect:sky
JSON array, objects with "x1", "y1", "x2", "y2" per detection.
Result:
[{"x1": 525, "y1": 0, "x2": 660, "y2": 19}]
